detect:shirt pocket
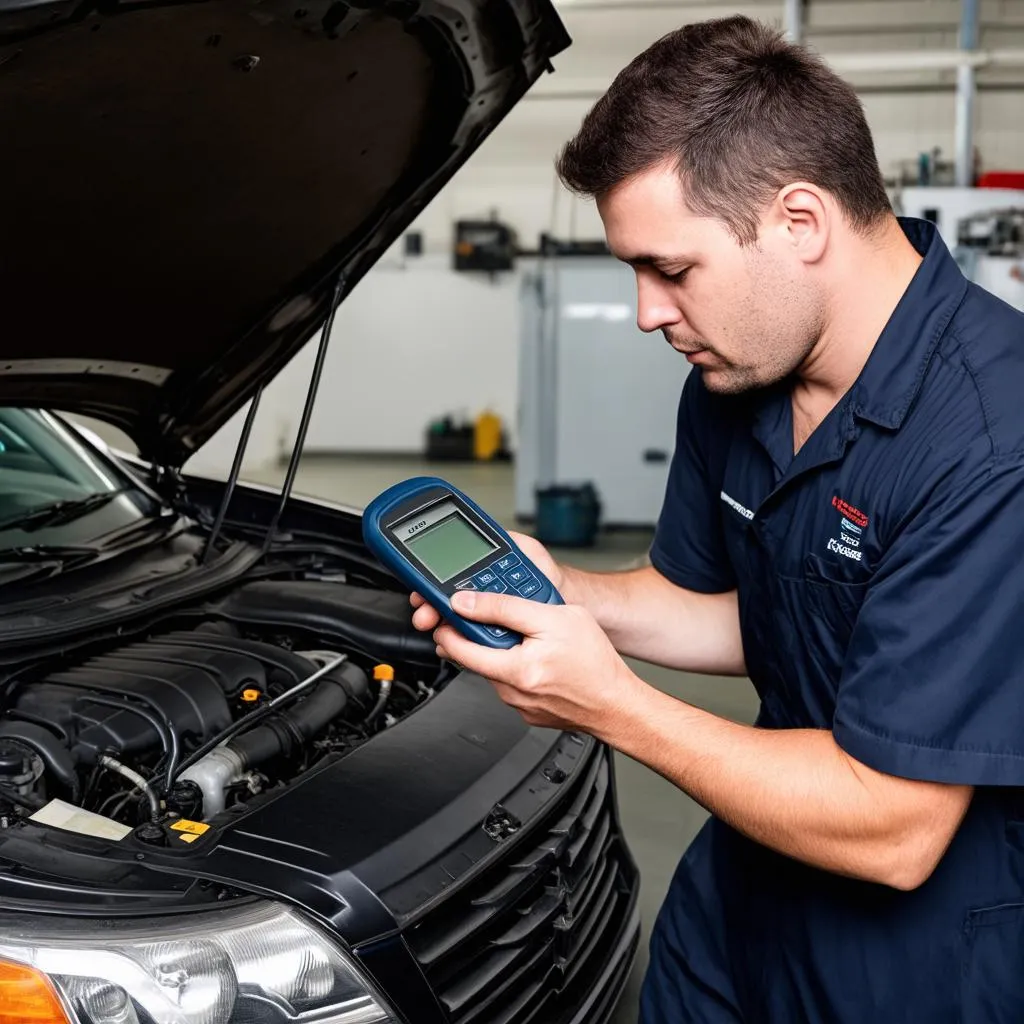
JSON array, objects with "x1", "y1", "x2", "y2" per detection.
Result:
[
  {"x1": 960, "y1": 902, "x2": 1024, "y2": 1023},
  {"x1": 762, "y1": 557, "x2": 871, "y2": 715},
  {"x1": 801, "y1": 552, "x2": 871, "y2": 646}
]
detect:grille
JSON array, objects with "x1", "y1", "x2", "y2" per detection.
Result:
[{"x1": 405, "y1": 748, "x2": 635, "y2": 1024}]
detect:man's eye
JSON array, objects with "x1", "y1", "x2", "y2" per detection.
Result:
[{"x1": 661, "y1": 267, "x2": 690, "y2": 284}]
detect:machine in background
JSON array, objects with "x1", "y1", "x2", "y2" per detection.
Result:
[
  {"x1": 515, "y1": 251, "x2": 690, "y2": 531},
  {"x1": 953, "y1": 207, "x2": 1024, "y2": 311}
]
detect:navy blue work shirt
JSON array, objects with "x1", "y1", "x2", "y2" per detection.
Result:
[{"x1": 640, "y1": 219, "x2": 1024, "y2": 1023}]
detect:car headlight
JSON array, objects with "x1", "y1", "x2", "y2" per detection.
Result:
[{"x1": 0, "y1": 901, "x2": 399, "y2": 1024}]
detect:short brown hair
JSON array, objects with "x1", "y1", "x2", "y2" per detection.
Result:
[{"x1": 556, "y1": 16, "x2": 891, "y2": 244}]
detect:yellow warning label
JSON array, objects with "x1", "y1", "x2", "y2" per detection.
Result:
[
  {"x1": 171, "y1": 819, "x2": 210, "y2": 836},
  {"x1": 177, "y1": 833, "x2": 200, "y2": 844}
]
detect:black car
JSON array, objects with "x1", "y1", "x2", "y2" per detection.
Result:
[{"x1": 0, "y1": 1, "x2": 641, "y2": 1022}]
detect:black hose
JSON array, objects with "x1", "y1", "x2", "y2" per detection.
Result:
[
  {"x1": 230, "y1": 662, "x2": 370, "y2": 768},
  {"x1": 75, "y1": 695, "x2": 178, "y2": 796},
  {"x1": 0, "y1": 784, "x2": 44, "y2": 811},
  {"x1": 0, "y1": 722, "x2": 79, "y2": 802},
  {"x1": 173, "y1": 658, "x2": 368, "y2": 781},
  {"x1": 391, "y1": 680, "x2": 420, "y2": 703},
  {"x1": 28, "y1": 677, "x2": 179, "y2": 798}
]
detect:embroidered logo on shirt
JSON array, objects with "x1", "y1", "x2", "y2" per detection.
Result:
[
  {"x1": 720, "y1": 491, "x2": 754, "y2": 521},
  {"x1": 828, "y1": 497, "x2": 868, "y2": 561},
  {"x1": 831, "y1": 496, "x2": 869, "y2": 528}
]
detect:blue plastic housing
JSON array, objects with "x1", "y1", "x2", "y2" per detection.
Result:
[{"x1": 362, "y1": 476, "x2": 562, "y2": 649}]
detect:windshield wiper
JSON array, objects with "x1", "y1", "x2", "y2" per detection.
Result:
[
  {"x1": 0, "y1": 544, "x2": 101, "y2": 584},
  {"x1": 0, "y1": 487, "x2": 136, "y2": 533},
  {"x1": 0, "y1": 544, "x2": 100, "y2": 562}
]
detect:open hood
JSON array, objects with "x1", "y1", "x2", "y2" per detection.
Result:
[{"x1": 0, "y1": 0, "x2": 569, "y2": 465}]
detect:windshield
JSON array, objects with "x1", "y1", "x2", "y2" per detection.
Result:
[{"x1": 0, "y1": 409, "x2": 157, "y2": 550}]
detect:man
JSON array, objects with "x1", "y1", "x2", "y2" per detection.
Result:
[{"x1": 412, "y1": 16, "x2": 1024, "y2": 1022}]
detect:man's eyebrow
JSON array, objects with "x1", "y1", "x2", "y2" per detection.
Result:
[{"x1": 615, "y1": 252, "x2": 693, "y2": 268}]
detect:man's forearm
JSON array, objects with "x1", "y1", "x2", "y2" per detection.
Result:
[
  {"x1": 561, "y1": 564, "x2": 746, "y2": 675},
  {"x1": 599, "y1": 680, "x2": 972, "y2": 889}
]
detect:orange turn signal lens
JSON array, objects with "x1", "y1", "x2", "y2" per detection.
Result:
[{"x1": 0, "y1": 959, "x2": 71, "y2": 1024}]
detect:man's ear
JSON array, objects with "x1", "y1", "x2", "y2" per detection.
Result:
[{"x1": 769, "y1": 183, "x2": 830, "y2": 265}]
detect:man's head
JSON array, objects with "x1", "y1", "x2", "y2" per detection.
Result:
[{"x1": 556, "y1": 17, "x2": 893, "y2": 394}]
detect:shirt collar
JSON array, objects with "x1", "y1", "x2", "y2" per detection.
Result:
[{"x1": 849, "y1": 217, "x2": 968, "y2": 430}]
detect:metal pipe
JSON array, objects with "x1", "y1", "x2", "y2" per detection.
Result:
[
  {"x1": 783, "y1": 0, "x2": 802, "y2": 43},
  {"x1": 955, "y1": 0, "x2": 980, "y2": 188},
  {"x1": 525, "y1": 50, "x2": 1024, "y2": 103},
  {"x1": 99, "y1": 755, "x2": 161, "y2": 821}
]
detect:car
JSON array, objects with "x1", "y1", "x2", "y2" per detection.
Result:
[{"x1": 0, "y1": 1, "x2": 642, "y2": 1023}]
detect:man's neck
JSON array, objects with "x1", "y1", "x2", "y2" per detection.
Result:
[{"x1": 791, "y1": 219, "x2": 924, "y2": 453}]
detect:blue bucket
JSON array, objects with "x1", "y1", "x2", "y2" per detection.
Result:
[{"x1": 534, "y1": 483, "x2": 601, "y2": 548}]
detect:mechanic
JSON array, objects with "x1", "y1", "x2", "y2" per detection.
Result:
[{"x1": 411, "y1": 16, "x2": 1024, "y2": 1023}]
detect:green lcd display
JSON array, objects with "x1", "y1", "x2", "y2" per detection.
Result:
[{"x1": 404, "y1": 510, "x2": 496, "y2": 582}]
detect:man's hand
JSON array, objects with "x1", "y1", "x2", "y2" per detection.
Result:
[
  {"x1": 410, "y1": 531, "x2": 565, "y2": 635},
  {"x1": 431, "y1": 589, "x2": 645, "y2": 734}
]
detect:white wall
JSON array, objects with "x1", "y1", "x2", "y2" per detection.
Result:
[{"x1": 186, "y1": 0, "x2": 1024, "y2": 477}]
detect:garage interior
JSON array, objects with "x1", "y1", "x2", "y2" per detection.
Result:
[{"x1": 25, "y1": 0, "x2": 1023, "y2": 1018}]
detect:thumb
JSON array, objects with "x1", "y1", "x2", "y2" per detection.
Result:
[{"x1": 451, "y1": 589, "x2": 551, "y2": 635}]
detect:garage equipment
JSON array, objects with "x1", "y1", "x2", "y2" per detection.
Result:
[
  {"x1": 363, "y1": 476, "x2": 562, "y2": 648},
  {"x1": 516, "y1": 252, "x2": 690, "y2": 529}
]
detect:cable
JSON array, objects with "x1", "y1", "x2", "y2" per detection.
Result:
[
  {"x1": 99, "y1": 755, "x2": 160, "y2": 821},
  {"x1": 76, "y1": 694, "x2": 178, "y2": 796}
]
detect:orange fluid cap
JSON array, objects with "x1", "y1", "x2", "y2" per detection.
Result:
[
  {"x1": 0, "y1": 960, "x2": 71, "y2": 1024},
  {"x1": 241, "y1": 688, "x2": 261, "y2": 703},
  {"x1": 373, "y1": 664, "x2": 395, "y2": 682}
]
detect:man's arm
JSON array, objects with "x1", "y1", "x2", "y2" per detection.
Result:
[
  {"x1": 431, "y1": 590, "x2": 973, "y2": 891},
  {"x1": 561, "y1": 563, "x2": 746, "y2": 675},
  {"x1": 411, "y1": 530, "x2": 746, "y2": 677},
  {"x1": 605, "y1": 683, "x2": 973, "y2": 890}
]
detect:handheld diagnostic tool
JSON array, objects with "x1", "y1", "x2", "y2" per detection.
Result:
[{"x1": 362, "y1": 477, "x2": 563, "y2": 649}]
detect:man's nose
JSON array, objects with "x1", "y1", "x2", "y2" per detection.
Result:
[{"x1": 635, "y1": 274, "x2": 683, "y2": 334}]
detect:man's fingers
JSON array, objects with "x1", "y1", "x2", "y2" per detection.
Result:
[
  {"x1": 450, "y1": 589, "x2": 553, "y2": 635},
  {"x1": 411, "y1": 603, "x2": 442, "y2": 632},
  {"x1": 433, "y1": 624, "x2": 517, "y2": 682}
]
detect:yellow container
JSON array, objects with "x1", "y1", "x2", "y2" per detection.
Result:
[{"x1": 473, "y1": 410, "x2": 502, "y2": 461}]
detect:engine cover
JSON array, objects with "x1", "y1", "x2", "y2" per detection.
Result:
[{"x1": 9, "y1": 631, "x2": 308, "y2": 765}]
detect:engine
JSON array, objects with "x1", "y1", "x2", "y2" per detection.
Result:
[{"x1": 0, "y1": 581, "x2": 445, "y2": 832}]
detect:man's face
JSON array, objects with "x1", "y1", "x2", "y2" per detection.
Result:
[{"x1": 597, "y1": 163, "x2": 824, "y2": 394}]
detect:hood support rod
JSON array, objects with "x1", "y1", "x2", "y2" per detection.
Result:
[
  {"x1": 200, "y1": 386, "x2": 263, "y2": 564},
  {"x1": 261, "y1": 271, "x2": 347, "y2": 558}
]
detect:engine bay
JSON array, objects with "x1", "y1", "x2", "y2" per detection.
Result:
[{"x1": 0, "y1": 579, "x2": 448, "y2": 839}]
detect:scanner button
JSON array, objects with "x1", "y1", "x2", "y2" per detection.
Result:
[
  {"x1": 503, "y1": 567, "x2": 531, "y2": 587},
  {"x1": 455, "y1": 579, "x2": 478, "y2": 591},
  {"x1": 473, "y1": 570, "x2": 499, "y2": 588},
  {"x1": 484, "y1": 578, "x2": 508, "y2": 594},
  {"x1": 516, "y1": 578, "x2": 542, "y2": 599},
  {"x1": 486, "y1": 626, "x2": 510, "y2": 638},
  {"x1": 493, "y1": 554, "x2": 522, "y2": 574}
]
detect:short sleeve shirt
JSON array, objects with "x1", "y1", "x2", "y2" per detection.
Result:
[
  {"x1": 647, "y1": 218, "x2": 1024, "y2": 1021},
  {"x1": 652, "y1": 218, "x2": 1024, "y2": 786}
]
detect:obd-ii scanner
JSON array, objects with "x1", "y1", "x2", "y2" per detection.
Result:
[{"x1": 363, "y1": 477, "x2": 563, "y2": 649}]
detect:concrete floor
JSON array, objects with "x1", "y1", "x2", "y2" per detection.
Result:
[{"x1": 250, "y1": 456, "x2": 761, "y2": 1023}]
